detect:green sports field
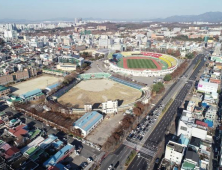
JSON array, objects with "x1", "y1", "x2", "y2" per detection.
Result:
[{"x1": 127, "y1": 59, "x2": 157, "y2": 69}]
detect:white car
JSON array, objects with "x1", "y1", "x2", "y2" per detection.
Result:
[
  {"x1": 87, "y1": 157, "x2": 93, "y2": 163},
  {"x1": 108, "y1": 164, "x2": 113, "y2": 170}
]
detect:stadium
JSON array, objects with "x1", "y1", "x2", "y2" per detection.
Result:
[{"x1": 106, "y1": 51, "x2": 178, "y2": 77}]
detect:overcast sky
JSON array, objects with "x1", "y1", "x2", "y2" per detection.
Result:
[{"x1": 0, "y1": 0, "x2": 222, "y2": 20}]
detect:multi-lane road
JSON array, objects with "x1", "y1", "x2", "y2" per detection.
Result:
[
  {"x1": 127, "y1": 54, "x2": 205, "y2": 170},
  {"x1": 100, "y1": 53, "x2": 206, "y2": 170}
]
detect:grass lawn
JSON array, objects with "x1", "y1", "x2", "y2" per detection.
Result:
[{"x1": 127, "y1": 59, "x2": 157, "y2": 69}]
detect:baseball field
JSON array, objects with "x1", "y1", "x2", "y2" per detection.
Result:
[{"x1": 58, "y1": 79, "x2": 142, "y2": 108}]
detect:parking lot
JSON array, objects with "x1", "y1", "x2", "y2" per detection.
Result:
[
  {"x1": 127, "y1": 105, "x2": 163, "y2": 143},
  {"x1": 87, "y1": 112, "x2": 124, "y2": 146}
]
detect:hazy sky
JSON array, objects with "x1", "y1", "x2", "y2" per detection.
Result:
[{"x1": 0, "y1": 0, "x2": 222, "y2": 20}]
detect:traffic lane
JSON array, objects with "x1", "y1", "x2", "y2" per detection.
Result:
[
  {"x1": 101, "y1": 147, "x2": 132, "y2": 170},
  {"x1": 147, "y1": 100, "x2": 181, "y2": 144},
  {"x1": 127, "y1": 156, "x2": 148, "y2": 170}
]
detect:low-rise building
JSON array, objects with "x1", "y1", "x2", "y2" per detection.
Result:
[
  {"x1": 20, "y1": 89, "x2": 44, "y2": 102},
  {"x1": 73, "y1": 111, "x2": 103, "y2": 137},
  {"x1": 102, "y1": 100, "x2": 118, "y2": 114},
  {"x1": 205, "y1": 105, "x2": 217, "y2": 122},
  {"x1": 0, "y1": 85, "x2": 10, "y2": 97},
  {"x1": 164, "y1": 141, "x2": 185, "y2": 165}
]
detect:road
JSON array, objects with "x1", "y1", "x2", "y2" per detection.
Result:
[
  {"x1": 127, "y1": 54, "x2": 205, "y2": 170},
  {"x1": 100, "y1": 54, "x2": 205, "y2": 170}
]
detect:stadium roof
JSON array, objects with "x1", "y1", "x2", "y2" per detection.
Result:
[
  {"x1": 73, "y1": 111, "x2": 103, "y2": 132},
  {"x1": 46, "y1": 83, "x2": 60, "y2": 91},
  {"x1": 20, "y1": 89, "x2": 42, "y2": 99}
]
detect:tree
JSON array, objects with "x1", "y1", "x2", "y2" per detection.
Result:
[
  {"x1": 174, "y1": 50, "x2": 181, "y2": 57},
  {"x1": 185, "y1": 53, "x2": 194, "y2": 59},
  {"x1": 164, "y1": 74, "x2": 172, "y2": 81},
  {"x1": 133, "y1": 107, "x2": 142, "y2": 116},
  {"x1": 152, "y1": 82, "x2": 164, "y2": 93}
]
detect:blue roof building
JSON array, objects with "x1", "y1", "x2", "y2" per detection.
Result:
[
  {"x1": 20, "y1": 89, "x2": 43, "y2": 102},
  {"x1": 39, "y1": 134, "x2": 58, "y2": 149},
  {"x1": 43, "y1": 144, "x2": 74, "y2": 168},
  {"x1": 178, "y1": 134, "x2": 189, "y2": 147},
  {"x1": 52, "y1": 140, "x2": 63, "y2": 150},
  {"x1": 73, "y1": 111, "x2": 103, "y2": 137}
]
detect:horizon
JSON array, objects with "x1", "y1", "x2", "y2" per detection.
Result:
[{"x1": 0, "y1": 0, "x2": 222, "y2": 20}]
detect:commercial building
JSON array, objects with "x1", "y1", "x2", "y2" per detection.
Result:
[
  {"x1": 164, "y1": 141, "x2": 185, "y2": 165},
  {"x1": 73, "y1": 111, "x2": 103, "y2": 137},
  {"x1": 177, "y1": 116, "x2": 208, "y2": 140},
  {"x1": 205, "y1": 105, "x2": 217, "y2": 122},
  {"x1": 197, "y1": 80, "x2": 218, "y2": 94}
]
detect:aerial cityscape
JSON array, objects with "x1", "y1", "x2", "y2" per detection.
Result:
[{"x1": 0, "y1": 0, "x2": 222, "y2": 170}]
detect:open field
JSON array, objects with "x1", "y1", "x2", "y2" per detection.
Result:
[
  {"x1": 58, "y1": 79, "x2": 142, "y2": 108},
  {"x1": 12, "y1": 75, "x2": 63, "y2": 95},
  {"x1": 127, "y1": 59, "x2": 157, "y2": 69}
]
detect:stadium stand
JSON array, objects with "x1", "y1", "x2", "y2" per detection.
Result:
[
  {"x1": 109, "y1": 76, "x2": 143, "y2": 90},
  {"x1": 141, "y1": 52, "x2": 162, "y2": 58},
  {"x1": 164, "y1": 55, "x2": 177, "y2": 66},
  {"x1": 78, "y1": 73, "x2": 111, "y2": 80},
  {"x1": 159, "y1": 56, "x2": 172, "y2": 68}
]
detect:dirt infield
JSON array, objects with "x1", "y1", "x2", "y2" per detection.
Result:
[
  {"x1": 58, "y1": 79, "x2": 142, "y2": 108},
  {"x1": 12, "y1": 75, "x2": 63, "y2": 95},
  {"x1": 122, "y1": 56, "x2": 162, "y2": 70}
]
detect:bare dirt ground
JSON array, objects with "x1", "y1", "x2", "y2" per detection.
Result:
[
  {"x1": 58, "y1": 79, "x2": 142, "y2": 108},
  {"x1": 12, "y1": 75, "x2": 63, "y2": 95},
  {"x1": 86, "y1": 112, "x2": 124, "y2": 146}
]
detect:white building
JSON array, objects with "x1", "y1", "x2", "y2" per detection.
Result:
[
  {"x1": 102, "y1": 100, "x2": 118, "y2": 114},
  {"x1": 165, "y1": 141, "x2": 185, "y2": 165},
  {"x1": 177, "y1": 116, "x2": 208, "y2": 140},
  {"x1": 187, "y1": 101, "x2": 196, "y2": 112},
  {"x1": 197, "y1": 80, "x2": 218, "y2": 94},
  {"x1": 4, "y1": 30, "x2": 17, "y2": 41},
  {"x1": 205, "y1": 105, "x2": 217, "y2": 121}
]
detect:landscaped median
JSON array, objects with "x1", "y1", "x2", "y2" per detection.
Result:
[
  {"x1": 193, "y1": 59, "x2": 201, "y2": 70},
  {"x1": 125, "y1": 150, "x2": 137, "y2": 166},
  {"x1": 162, "y1": 98, "x2": 174, "y2": 114}
]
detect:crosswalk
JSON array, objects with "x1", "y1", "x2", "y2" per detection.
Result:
[{"x1": 123, "y1": 140, "x2": 156, "y2": 157}]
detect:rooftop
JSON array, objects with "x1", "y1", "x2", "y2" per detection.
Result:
[
  {"x1": 43, "y1": 144, "x2": 74, "y2": 167},
  {"x1": 20, "y1": 89, "x2": 42, "y2": 99},
  {"x1": 182, "y1": 160, "x2": 196, "y2": 169},
  {"x1": 167, "y1": 141, "x2": 184, "y2": 153},
  {"x1": 190, "y1": 136, "x2": 201, "y2": 148},
  {"x1": 73, "y1": 111, "x2": 103, "y2": 132},
  {"x1": 0, "y1": 85, "x2": 9, "y2": 91}
]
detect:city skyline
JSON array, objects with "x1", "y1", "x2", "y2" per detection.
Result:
[{"x1": 0, "y1": 0, "x2": 222, "y2": 20}]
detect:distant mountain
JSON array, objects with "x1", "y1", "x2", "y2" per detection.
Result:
[
  {"x1": 152, "y1": 12, "x2": 222, "y2": 23},
  {"x1": 1, "y1": 12, "x2": 222, "y2": 23}
]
